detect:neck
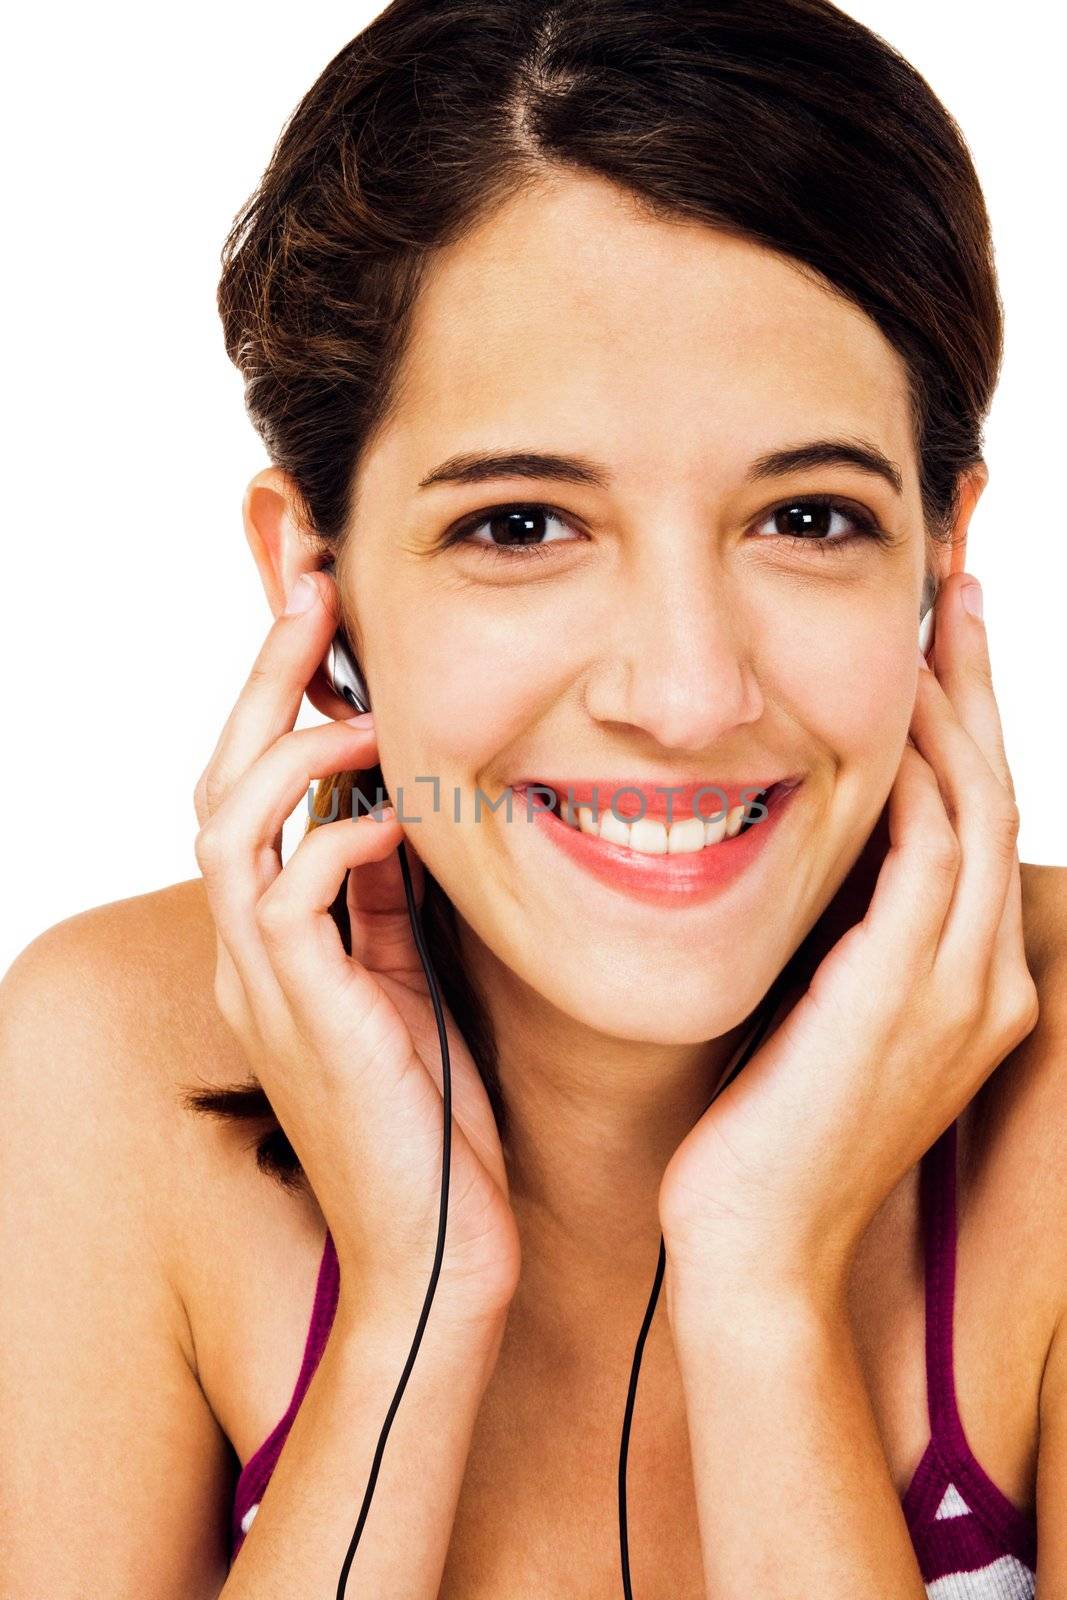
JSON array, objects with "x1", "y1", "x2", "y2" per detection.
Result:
[{"x1": 458, "y1": 925, "x2": 782, "y2": 1352}]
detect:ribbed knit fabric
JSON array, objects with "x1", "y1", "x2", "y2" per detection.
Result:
[
  {"x1": 900, "y1": 1118, "x2": 1036, "y2": 1593},
  {"x1": 229, "y1": 1118, "x2": 1037, "y2": 1589}
]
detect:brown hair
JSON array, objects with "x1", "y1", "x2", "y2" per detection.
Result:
[{"x1": 182, "y1": 0, "x2": 1002, "y2": 1189}]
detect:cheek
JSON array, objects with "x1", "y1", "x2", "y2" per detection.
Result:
[
  {"x1": 377, "y1": 604, "x2": 563, "y2": 807},
  {"x1": 785, "y1": 624, "x2": 917, "y2": 796}
]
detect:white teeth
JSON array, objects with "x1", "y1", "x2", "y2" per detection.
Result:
[
  {"x1": 629, "y1": 817, "x2": 668, "y2": 854},
  {"x1": 577, "y1": 804, "x2": 600, "y2": 838},
  {"x1": 724, "y1": 803, "x2": 747, "y2": 840},
  {"x1": 598, "y1": 806, "x2": 634, "y2": 848},
  {"x1": 705, "y1": 811, "x2": 728, "y2": 845},
  {"x1": 563, "y1": 796, "x2": 765, "y2": 856},
  {"x1": 668, "y1": 816, "x2": 708, "y2": 855}
]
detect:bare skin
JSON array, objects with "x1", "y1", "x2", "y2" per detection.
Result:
[
  {"x1": 6, "y1": 172, "x2": 1066, "y2": 1593},
  {"x1": 40, "y1": 860, "x2": 1066, "y2": 1595}
]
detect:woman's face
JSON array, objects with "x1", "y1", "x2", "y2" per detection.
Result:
[{"x1": 341, "y1": 169, "x2": 934, "y2": 1043}]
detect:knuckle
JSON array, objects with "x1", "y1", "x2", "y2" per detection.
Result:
[
  {"x1": 245, "y1": 660, "x2": 274, "y2": 694},
  {"x1": 200, "y1": 769, "x2": 231, "y2": 820},
  {"x1": 194, "y1": 824, "x2": 223, "y2": 874},
  {"x1": 995, "y1": 971, "x2": 1040, "y2": 1044},
  {"x1": 984, "y1": 794, "x2": 1021, "y2": 866},
  {"x1": 193, "y1": 770, "x2": 210, "y2": 827},
  {"x1": 254, "y1": 888, "x2": 297, "y2": 940}
]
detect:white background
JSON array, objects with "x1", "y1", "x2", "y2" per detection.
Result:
[{"x1": 2, "y1": 2, "x2": 1063, "y2": 977}]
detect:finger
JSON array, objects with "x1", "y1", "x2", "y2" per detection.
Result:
[
  {"x1": 910, "y1": 665, "x2": 1019, "y2": 982},
  {"x1": 983, "y1": 853, "x2": 1037, "y2": 1043},
  {"x1": 255, "y1": 809, "x2": 421, "y2": 1062},
  {"x1": 929, "y1": 572, "x2": 1015, "y2": 802},
  {"x1": 193, "y1": 568, "x2": 340, "y2": 827},
  {"x1": 195, "y1": 719, "x2": 378, "y2": 1030},
  {"x1": 928, "y1": 576, "x2": 1036, "y2": 1051},
  {"x1": 837, "y1": 744, "x2": 960, "y2": 1000}
]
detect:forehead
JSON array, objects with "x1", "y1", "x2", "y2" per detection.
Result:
[{"x1": 382, "y1": 171, "x2": 915, "y2": 487}]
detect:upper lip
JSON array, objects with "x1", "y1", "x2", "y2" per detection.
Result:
[{"x1": 510, "y1": 775, "x2": 799, "y2": 821}]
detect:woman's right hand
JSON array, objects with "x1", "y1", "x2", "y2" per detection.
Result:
[{"x1": 193, "y1": 567, "x2": 521, "y2": 1337}]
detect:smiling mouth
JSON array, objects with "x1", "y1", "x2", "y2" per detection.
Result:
[{"x1": 513, "y1": 778, "x2": 799, "y2": 858}]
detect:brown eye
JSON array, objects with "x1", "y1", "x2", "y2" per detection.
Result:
[
  {"x1": 447, "y1": 503, "x2": 581, "y2": 559},
  {"x1": 752, "y1": 497, "x2": 884, "y2": 547}
]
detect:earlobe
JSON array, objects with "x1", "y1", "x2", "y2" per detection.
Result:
[{"x1": 919, "y1": 464, "x2": 986, "y2": 658}]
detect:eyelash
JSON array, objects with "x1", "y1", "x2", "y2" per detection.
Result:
[{"x1": 442, "y1": 496, "x2": 892, "y2": 564}]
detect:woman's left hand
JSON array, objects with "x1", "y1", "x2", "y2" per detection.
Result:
[{"x1": 658, "y1": 573, "x2": 1040, "y2": 1301}]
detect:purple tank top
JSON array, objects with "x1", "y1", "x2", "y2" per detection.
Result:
[{"x1": 229, "y1": 1119, "x2": 1038, "y2": 1591}]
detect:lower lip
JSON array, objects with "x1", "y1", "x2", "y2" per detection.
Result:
[{"x1": 515, "y1": 782, "x2": 802, "y2": 908}]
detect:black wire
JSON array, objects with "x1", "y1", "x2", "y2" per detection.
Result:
[
  {"x1": 335, "y1": 835, "x2": 451, "y2": 1600},
  {"x1": 617, "y1": 954, "x2": 802, "y2": 1598}
]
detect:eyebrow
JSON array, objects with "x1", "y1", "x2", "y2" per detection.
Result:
[{"x1": 417, "y1": 439, "x2": 904, "y2": 497}]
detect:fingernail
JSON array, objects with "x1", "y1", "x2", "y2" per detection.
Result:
[
  {"x1": 283, "y1": 574, "x2": 318, "y2": 614},
  {"x1": 960, "y1": 578, "x2": 983, "y2": 620},
  {"x1": 345, "y1": 711, "x2": 375, "y2": 726}
]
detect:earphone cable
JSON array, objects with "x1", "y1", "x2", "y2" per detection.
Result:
[
  {"x1": 335, "y1": 834, "x2": 452, "y2": 1600},
  {"x1": 616, "y1": 955, "x2": 802, "y2": 1598}
]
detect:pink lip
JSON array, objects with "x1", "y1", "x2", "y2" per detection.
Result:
[{"x1": 514, "y1": 778, "x2": 802, "y2": 908}]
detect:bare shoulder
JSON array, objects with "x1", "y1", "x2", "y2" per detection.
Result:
[
  {"x1": 980, "y1": 861, "x2": 1067, "y2": 1100},
  {"x1": 3, "y1": 873, "x2": 226, "y2": 1042},
  {"x1": 0, "y1": 872, "x2": 292, "y2": 1196},
  {"x1": 969, "y1": 861, "x2": 1067, "y2": 1289},
  {"x1": 0, "y1": 880, "x2": 247, "y2": 1590},
  {"x1": 1019, "y1": 861, "x2": 1067, "y2": 979},
  {"x1": 2, "y1": 876, "x2": 236, "y2": 1115},
  {"x1": 1, "y1": 875, "x2": 221, "y2": 1027},
  {"x1": 1007, "y1": 860, "x2": 1067, "y2": 1102},
  {"x1": 0, "y1": 876, "x2": 319, "y2": 1273},
  {"x1": 976, "y1": 862, "x2": 1067, "y2": 1145},
  {"x1": 1013, "y1": 865, "x2": 1067, "y2": 1580},
  {"x1": 0, "y1": 872, "x2": 326, "y2": 1300},
  {"x1": 0, "y1": 878, "x2": 242, "y2": 1354}
]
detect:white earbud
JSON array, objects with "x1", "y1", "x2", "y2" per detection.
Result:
[
  {"x1": 918, "y1": 574, "x2": 937, "y2": 658},
  {"x1": 320, "y1": 560, "x2": 372, "y2": 713}
]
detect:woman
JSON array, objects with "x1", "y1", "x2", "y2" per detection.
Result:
[{"x1": 2, "y1": 0, "x2": 1065, "y2": 1595}]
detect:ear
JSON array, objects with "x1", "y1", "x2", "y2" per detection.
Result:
[
  {"x1": 242, "y1": 466, "x2": 327, "y2": 617},
  {"x1": 241, "y1": 466, "x2": 355, "y2": 722},
  {"x1": 929, "y1": 461, "x2": 989, "y2": 593}
]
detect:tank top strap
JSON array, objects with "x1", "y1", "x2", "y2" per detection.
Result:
[
  {"x1": 273, "y1": 1222, "x2": 340, "y2": 1427},
  {"x1": 920, "y1": 1115, "x2": 967, "y2": 1449},
  {"x1": 231, "y1": 1228, "x2": 340, "y2": 1547},
  {"x1": 286, "y1": 1227, "x2": 340, "y2": 1417}
]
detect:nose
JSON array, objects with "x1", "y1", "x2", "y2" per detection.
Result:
[{"x1": 581, "y1": 541, "x2": 764, "y2": 753}]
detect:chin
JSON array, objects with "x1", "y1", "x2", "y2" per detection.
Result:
[{"x1": 543, "y1": 963, "x2": 770, "y2": 1046}]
